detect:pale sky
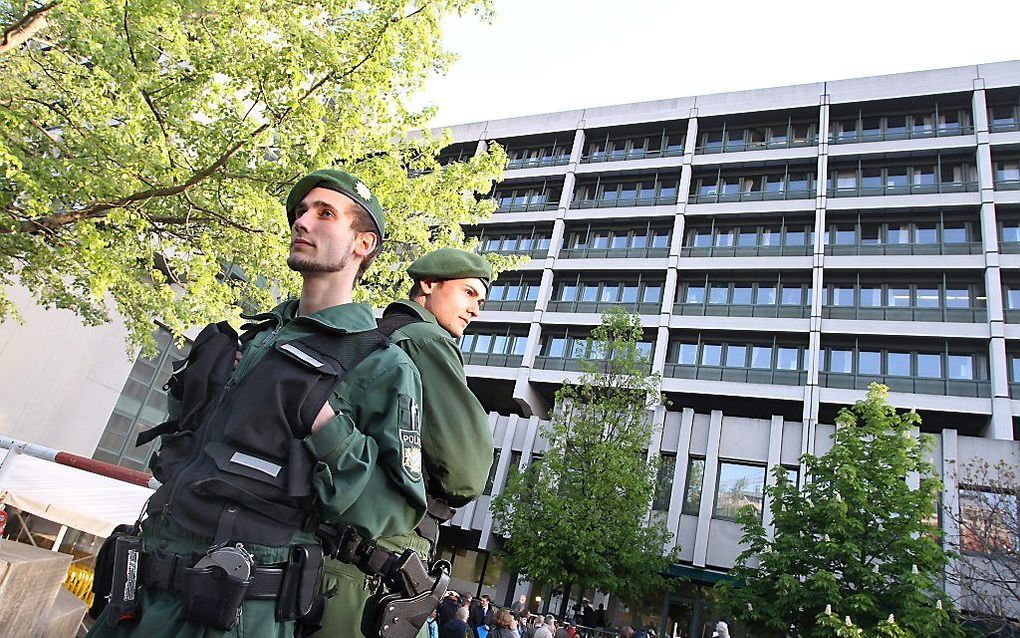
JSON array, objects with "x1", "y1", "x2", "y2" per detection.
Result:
[{"x1": 415, "y1": 0, "x2": 1020, "y2": 128}]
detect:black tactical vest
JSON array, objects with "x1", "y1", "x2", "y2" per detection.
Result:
[{"x1": 142, "y1": 321, "x2": 388, "y2": 547}]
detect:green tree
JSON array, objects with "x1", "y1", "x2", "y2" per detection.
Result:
[
  {"x1": 716, "y1": 384, "x2": 965, "y2": 638},
  {"x1": 1, "y1": 0, "x2": 515, "y2": 351},
  {"x1": 490, "y1": 308, "x2": 677, "y2": 611}
]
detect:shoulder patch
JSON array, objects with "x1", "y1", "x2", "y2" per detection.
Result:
[{"x1": 398, "y1": 393, "x2": 422, "y2": 482}]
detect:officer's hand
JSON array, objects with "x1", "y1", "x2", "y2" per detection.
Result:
[
  {"x1": 232, "y1": 351, "x2": 242, "y2": 370},
  {"x1": 310, "y1": 401, "x2": 335, "y2": 434}
]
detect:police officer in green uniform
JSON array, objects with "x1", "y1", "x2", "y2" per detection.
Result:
[
  {"x1": 319, "y1": 248, "x2": 495, "y2": 637},
  {"x1": 87, "y1": 170, "x2": 427, "y2": 638}
]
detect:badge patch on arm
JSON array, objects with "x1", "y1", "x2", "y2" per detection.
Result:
[{"x1": 398, "y1": 394, "x2": 422, "y2": 482}]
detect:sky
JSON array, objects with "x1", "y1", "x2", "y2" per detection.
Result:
[{"x1": 414, "y1": 0, "x2": 1020, "y2": 128}]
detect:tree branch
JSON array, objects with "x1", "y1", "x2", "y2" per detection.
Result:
[{"x1": 0, "y1": 0, "x2": 60, "y2": 55}]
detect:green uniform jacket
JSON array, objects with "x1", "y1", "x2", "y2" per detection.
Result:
[
  {"x1": 382, "y1": 300, "x2": 493, "y2": 507},
  {"x1": 318, "y1": 301, "x2": 494, "y2": 638},
  {"x1": 88, "y1": 300, "x2": 425, "y2": 638}
]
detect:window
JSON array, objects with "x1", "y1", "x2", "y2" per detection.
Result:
[
  {"x1": 685, "y1": 286, "x2": 706, "y2": 304},
  {"x1": 858, "y1": 351, "x2": 882, "y2": 375},
  {"x1": 887, "y1": 352, "x2": 911, "y2": 376},
  {"x1": 750, "y1": 346, "x2": 772, "y2": 369},
  {"x1": 829, "y1": 286, "x2": 855, "y2": 306},
  {"x1": 916, "y1": 353, "x2": 942, "y2": 378},
  {"x1": 674, "y1": 343, "x2": 698, "y2": 365},
  {"x1": 827, "y1": 349, "x2": 853, "y2": 374},
  {"x1": 755, "y1": 286, "x2": 777, "y2": 305},
  {"x1": 724, "y1": 345, "x2": 747, "y2": 367},
  {"x1": 682, "y1": 458, "x2": 705, "y2": 515},
  {"x1": 781, "y1": 286, "x2": 805, "y2": 306},
  {"x1": 652, "y1": 454, "x2": 676, "y2": 511},
  {"x1": 960, "y1": 489, "x2": 1018, "y2": 553},
  {"x1": 947, "y1": 355, "x2": 974, "y2": 380},
  {"x1": 701, "y1": 344, "x2": 722, "y2": 366},
  {"x1": 776, "y1": 347, "x2": 801, "y2": 370},
  {"x1": 714, "y1": 463, "x2": 766, "y2": 520}
]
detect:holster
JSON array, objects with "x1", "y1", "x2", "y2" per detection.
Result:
[
  {"x1": 88, "y1": 524, "x2": 141, "y2": 624},
  {"x1": 364, "y1": 554, "x2": 451, "y2": 638},
  {"x1": 178, "y1": 563, "x2": 251, "y2": 631},
  {"x1": 276, "y1": 544, "x2": 325, "y2": 622}
]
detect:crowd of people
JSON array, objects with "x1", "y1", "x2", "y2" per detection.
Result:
[{"x1": 426, "y1": 592, "x2": 647, "y2": 638}]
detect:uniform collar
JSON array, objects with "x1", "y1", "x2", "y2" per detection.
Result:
[
  {"x1": 383, "y1": 299, "x2": 441, "y2": 327},
  {"x1": 243, "y1": 298, "x2": 377, "y2": 333}
]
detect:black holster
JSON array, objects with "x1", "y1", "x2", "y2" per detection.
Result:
[
  {"x1": 365, "y1": 553, "x2": 451, "y2": 638},
  {"x1": 89, "y1": 524, "x2": 142, "y2": 625},
  {"x1": 178, "y1": 564, "x2": 251, "y2": 630}
]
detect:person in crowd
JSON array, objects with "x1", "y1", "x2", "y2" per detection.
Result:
[
  {"x1": 581, "y1": 600, "x2": 595, "y2": 628},
  {"x1": 619, "y1": 626, "x2": 635, "y2": 638},
  {"x1": 426, "y1": 609, "x2": 441, "y2": 638},
  {"x1": 471, "y1": 594, "x2": 495, "y2": 637},
  {"x1": 490, "y1": 608, "x2": 520, "y2": 638},
  {"x1": 534, "y1": 615, "x2": 555, "y2": 638},
  {"x1": 441, "y1": 605, "x2": 473, "y2": 638},
  {"x1": 595, "y1": 603, "x2": 607, "y2": 628},
  {"x1": 439, "y1": 591, "x2": 462, "y2": 626},
  {"x1": 511, "y1": 594, "x2": 528, "y2": 616}
]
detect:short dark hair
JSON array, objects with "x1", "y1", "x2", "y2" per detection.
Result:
[
  {"x1": 348, "y1": 206, "x2": 382, "y2": 284},
  {"x1": 408, "y1": 280, "x2": 424, "y2": 298}
]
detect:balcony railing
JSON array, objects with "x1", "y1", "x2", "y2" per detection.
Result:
[
  {"x1": 821, "y1": 306, "x2": 987, "y2": 323},
  {"x1": 546, "y1": 300, "x2": 661, "y2": 315},
  {"x1": 495, "y1": 201, "x2": 559, "y2": 214},
  {"x1": 681, "y1": 244, "x2": 812, "y2": 257},
  {"x1": 664, "y1": 364, "x2": 807, "y2": 386},
  {"x1": 990, "y1": 119, "x2": 1020, "y2": 133},
  {"x1": 820, "y1": 372, "x2": 990, "y2": 398},
  {"x1": 1010, "y1": 381, "x2": 1020, "y2": 398},
  {"x1": 535, "y1": 356, "x2": 652, "y2": 373},
  {"x1": 689, "y1": 187, "x2": 813, "y2": 204},
  {"x1": 829, "y1": 124, "x2": 974, "y2": 144},
  {"x1": 482, "y1": 299, "x2": 537, "y2": 313},
  {"x1": 696, "y1": 137, "x2": 817, "y2": 155},
  {"x1": 479, "y1": 246, "x2": 550, "y2": 259},
  {"x1": 506, "y1": 155, "x2": 571, "y2": 170},
  {"x1": 581, "y1": 147, "x2": 685, "y2": 164},
  {"x1": 824, "y1": 241, "x2": 981, "y2": 256},
  {"x1": 558, "y1": 245, "x2": 670, "y2": 259},
  {"x1": 463, "y1": 352, "x2": 524, "y2": 368},
  {"x1": 826, "y1": 181, "x2": 979, "y2": 198},
  {"x1": 572, "y1": 194, "x2": 678, "y2": 209},
  {"x1": 673, "y1": 303, "x2": 811, "y2": 319},
  {"x1": 995, "y1": 179, "x2": 1020, "y2": 191}
]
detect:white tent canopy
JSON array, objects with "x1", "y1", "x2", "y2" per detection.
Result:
[{"x1": 0, "y1": 452, "x2": 153, "y2": 538}]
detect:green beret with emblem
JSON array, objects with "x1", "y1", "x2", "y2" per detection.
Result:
[
  {"x1": 286, "y1": 169, "x2": 385, "y2": 239},
  {"x1": 407, "y1": 248, "x2": 493, "y2": 290}
]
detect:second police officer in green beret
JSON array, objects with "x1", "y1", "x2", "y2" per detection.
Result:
[{"x1": 319, "y1": 247, "x2": 495, "y2": 637}]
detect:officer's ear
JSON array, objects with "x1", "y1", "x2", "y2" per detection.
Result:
[{"x1": 418, "y1": 279, "x2": 440, "y2": 295}]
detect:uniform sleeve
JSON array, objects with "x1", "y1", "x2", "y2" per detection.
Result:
[
  {"x1": 303, "y1": 359, "x2": 425, "y2": 522},
  {"x1": 413, "y1": 337, "x2": 494, "y2": 507}
]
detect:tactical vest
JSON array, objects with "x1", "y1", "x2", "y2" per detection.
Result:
[{"x1": 141, "y1": 320, "x2": 390, "y2": 547}]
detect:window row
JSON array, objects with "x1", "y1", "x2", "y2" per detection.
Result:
[
  {"x1": 691, "y1": 168, "x2": 816, "y2": 203},
  {"x1": 678, "y1": 280, "x2": 812, "y2": 308},
  {"x1": 696, "y1": 118, "x2": 817, "y2": 154},
  {"x1": 824, "y1": 282, "x2": 983, "y2": 310},
  {"x1": 474, "y1": 226, "x2": 552, "y2": 255},
  {"x1": 539, "y1": 334, "x2": 654, "y2": 360},
  {"x1": 572, "y1": 173, "x2": 680, "y2": 208},
  {"x1": 668, "y1": 339, "x2": 809, "y2": 372},
  {"x1": 582, "y1": 126, "x2": 686, "y2": 163},
  {"x1": 503, "y1": 138, "x2": 572, "y2": 170},
  {"x1": 826, "y1": 160, "x2": 978, "y2": 197},
  {"x1": 829, "y1": 107, "x2": 972, "y2": 143},
  {"x1": 819, "y1": 346, "x2": 986, "y2": 380},
  {"x1": 494, "y1": 183, "x2": 562, "y2": 212},
  {"x1": 561, "y1": 224, "x2": 671, "y2": 255},
  {"x1": 460, "y1": 332, "x2": 529, "y2": 357},
  {"x1": 552, "y1": 278, "x2": 663, "y2": 306}
]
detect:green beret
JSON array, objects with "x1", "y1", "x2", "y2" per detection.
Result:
[
  {"x1": 286, "y1": 169, "x2": 385, "y2": 239},
  {"x1": 408, "y1": 248, "x2": 493, "y2": 289}
]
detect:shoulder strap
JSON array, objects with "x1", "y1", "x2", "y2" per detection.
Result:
[{"x1": 376, "y1": 312, "x2": 424, "y2": 338}]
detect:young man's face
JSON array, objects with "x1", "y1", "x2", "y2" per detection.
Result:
[
  {"x1": 288, "y1": 187, "x2": 376, "y2": 274},
  {"x1": 418, "y1": 277, "x2": 486, "y2": 337}
]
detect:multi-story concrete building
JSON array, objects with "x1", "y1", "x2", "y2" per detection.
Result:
[
  {"x1": 2, "y1": 60, "x2": 1020, "y2": 636},
  {"x1": 426, "y1": 61, "x2": 1020, "y2": 634}
]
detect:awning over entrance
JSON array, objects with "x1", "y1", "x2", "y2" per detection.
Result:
[
  {"x1": 0, "y1": 453, "x2": 153, "y2": 538},
  {"x1": 667, "y1": 563, "x2": 738, "y2": 585}
]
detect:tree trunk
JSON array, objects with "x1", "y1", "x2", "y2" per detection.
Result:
[{"x1": 558, "y1": 582, "x2": 573, "y2": 619}]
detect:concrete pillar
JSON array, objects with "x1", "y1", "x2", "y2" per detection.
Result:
[
  {"x1": 665, "y1": 408, "x2": 695, "y2": 549},
  {"x1": 941, "y1": 429, "x2": 962, "y2": 601},
  {"x1": 480, "y1": 414, "x2": 520, "y2": 549},
  {"x1": 762, "y1": 415, "x2": 785, "y2": 539},
  {"x1": 693, "y1": 409, "x2": 723, "y2": 567}
]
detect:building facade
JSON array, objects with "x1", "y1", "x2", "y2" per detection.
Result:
[{"x1": 430, "y1": 61, "x2": 1020, "y2": 634}]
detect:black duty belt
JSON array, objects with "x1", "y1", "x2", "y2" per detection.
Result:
[{"x1": 140, "y1": 552, "x2": 286, "y2": 600}]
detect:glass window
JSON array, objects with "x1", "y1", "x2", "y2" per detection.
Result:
[
  {"x1": 581, "y1": 284, "x2": 598, "y2": 302},
  {"x1": 859, "y1": 351, "x2": 882, "y2": 375},
  {"x1": 505, "y1": 285, "x2": 522, "y2": 301},
  {"x1": 547, "y1": 337, "x2": 566, "y2": 358},
  {"x1": 652, "y1": 454, "x2": 676, "y2": 511},
  {"x1": 708, "y1": 285, "x2": 729, "y2": 304},
  {"x1": 674, "y1": 343, "x2": 698, "y2": 365},
  {"x1": 631, "y1": 234, "x2": 647, "y2": 249},
  {"x1": 682, "y1": 458, "x2": 705, "y2": 515},
  {"x1": 525, "y1": 285, "x2": 539, "y2": 301},
  {"x1": 959, "y1": 489, "x2": 1019, "y2": 553},
  {"x1": 834, "y1": 227, "x2": 855, "y2": 245},
  {"x1": 828, "y1": 349, "x2": 853, "y2": 374},
  {"x1": 732, "y1": 286, "x2": 752, "y2": 305},
  {"x1": 860, "y1": 287, "x2": 882, "y2": 307},
  {"x1": 755, "y1": 286, "x2": 777, "y2": 305},
  {"x1": 781, "y1": 286, "x2": 804, "y2": 306},
  {"x1": 475, "y1": 335, "x2": 493, "y2": 353},
  {"x1": 886, "y1": 167, "x2": 909, "y2": 189},
  {"x1": 601, "y1": 285, "x2": 619, "y2": 302},
  {"x1": 715, "y1": 463, "x2": 766, "y2": 520},
  {"x1": 945, "y1": 288, "x2": 971, "y2": 309},
  {"x1": 829, "y1": 286, "x2": 854, "y2": 306},
  {"x1": 701, "y1": 344, "x2": 722, "y2": 366},
  {"x1": 1013, "y1": 356, "x2": 1020, "y2": 382},
  {"x1": 621, "y1": 285, "x2": 639, "y2": 304},
  {"x1": 887, "y1": 352, "x2": 911, "y2": 376},
  {"x1": 776, "y1": 347, "x2": 800, "y2": 370},
  {"x1": 715, "y1": 229, "x2": 735, "y2": 247},
  {"x1": 560, "y1": 284, "x2": 577, "y2": 302},
  {"x1": 1003, "y1": 223, "x2": 1020, "y2": 244},
  {"x1": 750, "y1": 346, "x2": 772, "y2": 369},
  {"x1": 512, "y1": 337, "x2": 527, "y2": 356},
  {"x1": 761, "y1": 227, "x2": 779, "y2": 246},
  {"x1": 916, "y1": 353, "x2": 942, "y2": 378},
  {"x1": 947, "y1": 355, "x2": 973, "y2": 380},
  {"x1": 916, "y1": 287, "x2": 940, "y2": 309},
  {"x1": 737, "y1": 229, "x2": 757, "y2": 246},
  {"x1": 460, "y1": 334, "x2": 475, "y2": 353},
  {"x1": 887, "y1": 288, "x2": 911, "y2": 308},
  {"x1": 489, "y1": 284, "x2": 506, "y2": 301},
  {"x1": 915, "y1": 225, "x2": 938, "y2": 244},
  {"x1": 943, "y1": 225, "x2": 967, "y2": 244},
  {"x1": 685, "y1": 286, "x2": 705, "y2": 304},
  {"x1": 1007, "y1": 289, "x2": 1020, "y2": 310},
  {"x1": 652, "y1": 232, "x2": 670, "y2": 248},
  {"x1": 888, "y1": 225, "x2": 911, "y2": 244},
  {"x1": 643, "y1": 285, "x2": 662, "y2": 303},
  {"x1": 725, "y1": 345, "x2": 747, "y2": 368},
  {"x1": 492, "y1": 336, "x2": 508, "y2": 355},
  {"x1": 785, "y1": 229, "x2": 806, "y2": 246}
]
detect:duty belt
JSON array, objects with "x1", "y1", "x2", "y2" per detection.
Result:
[{"x1": 140, "y1": 552, "x2": 285, "y2": 600}]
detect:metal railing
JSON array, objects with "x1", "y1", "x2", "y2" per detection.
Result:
[
  {"x1": 680, "y1": 244, "x2": 812, "y2": 257},
  {"x1": 826, "y1": 181, "x2": 979, "y2": 198},
  {"x1": 580, "y1": 146, "x2": 685, "y2": 164},
  {"x1": 819, "y1": 373, "x2": 990, "y2": 397},
  {"x1": 695, "y1": 137, "x2": 817, "y2": 154},
  {"x1": 821, "y1": 306, "x2": 987, "y2": 323},
  {"x1": 673, "y1": 303, "x2": 811, "y2": 319},
  {"x1": 572, "y1": 195, "x2": 678, "y2": 209},
  {"x1": 663, "y1": 364, "x2": 807, "y2": 386},
  {"x1": 689, "y1": 188, "x2": 813, "y2": 204},
  {"x1": 828, "y1": 124, "x2": 973, "y2": 144}
]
